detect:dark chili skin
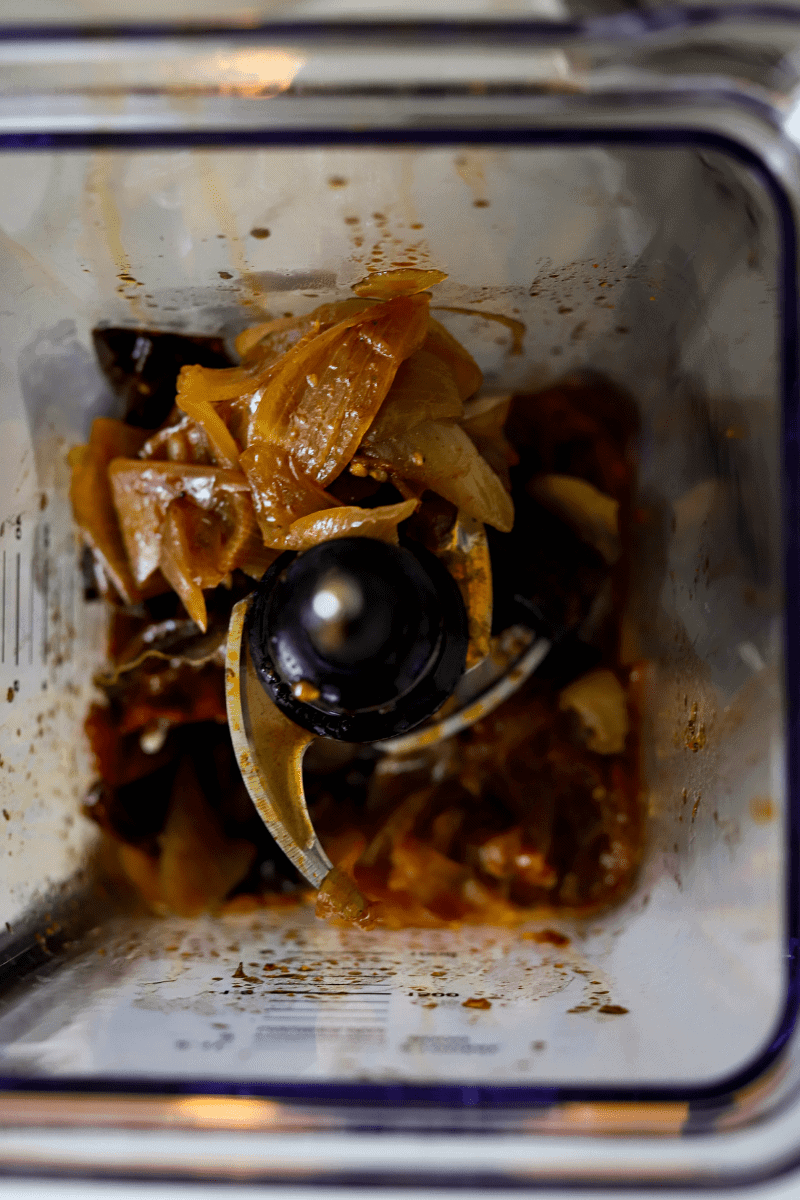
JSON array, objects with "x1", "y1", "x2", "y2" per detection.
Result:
[{"x1": 93, "y1": 328, "x2": 233, "y2": 430}]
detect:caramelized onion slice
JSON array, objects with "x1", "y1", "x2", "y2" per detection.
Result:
[
  {"x1": 353, "y1": 268, "x2": 447, "y2": 299},
  {"x1": 117, "y1": 844, "x2": 164, "y2": 912},
  {"x1": 424, "y1": 318, "x2": 483, "y2": 402},
  {"x1": 158, "y1": 756, "x2": 257, "y2": 917},
  {"x1": 140, "y1": 413, "x2": 215, "y2": 465},
  {"x1": 460, "y1": 395, "x2": 518, "y2": 492},
  {"x1": 158, "y1": 494, "x2": 276, "y2": 630},
  {"x1": 235, "y1": 299, "x2": 374, "y2": 362},
  {"x1": 528, "y1": 474, "x2": 620, "y2": 564},
  {"x1": 68, "y1": 418, "x2": 149, "y2": 604},
  {"x1": 158, "y1": 499, "x2": 228, "y2": 631},
  {"x1": 98, "y1": 619, "x2": 227, "y2": 683},
  {"x1": 108, "y1": 459, "x2": 249, "y2": 585},
  {"x1": 239, "y1": 442, "x2": 340, "y2": 538},
  {"x1": 177, "y1": 299, "x2": 380, "y2": 417},
  {"x1": 176, "y1": 356, "x2": 275, "y2": 406},
  {"x1": 266, "y1": 498, "x2": 417, "y2": 552},
  {"x1": 559, "y1": 668, "x2": 629, "y2": 755},
  {"x1": 364, "y1": 348, "x2": 463, "y2": 446},
  {"x1": 249, "y1": 293, "x2": 430, "y2": 486},
  {"x1": 363, "y1": 421, "x2": 514, "y2": 533},
  {"x1": 227, "y1": 492, "x2": 280, "y2": 580},
  {"x1": 176, "y1": 391, "x2": 241, "y2": 469},
  {"x1": 414, "y1": 508, "x2": 492, "y2": 669}
]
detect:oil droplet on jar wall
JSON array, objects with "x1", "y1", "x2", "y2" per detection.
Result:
[
  {"x1": 453, "y1": 150, "x2": 491, "y2": 203},
  {"x1": 462, "y1": 997, "x2": 492, "y2": 1010},
  {"x1": 750, "y1": 796, "x2": 776, "y2": 824}
]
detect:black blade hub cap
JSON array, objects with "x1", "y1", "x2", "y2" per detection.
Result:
[{"x1": 247, "y1": 536, "x2": 468, "y2": 742}]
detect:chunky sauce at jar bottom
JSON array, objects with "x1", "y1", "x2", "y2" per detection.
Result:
[{"x1": 75, "y1": 289, "x2": 642, "y2": 928}]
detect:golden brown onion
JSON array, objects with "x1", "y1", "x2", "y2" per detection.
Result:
[
  {"x1": 364, "y1": 348, "x2": 463, "y2": 446},
  {"x1": 176, "y1": 392, "x2": 241, "y2": 469},
  {"x1": 68, "y1": 418, "x2": 149, "y2": 603},
  {"x1": 239, "y1": 442, "x2": 340, "y2": 539},
  {"x1": 362, "y1": 421, "x2": 514, "y2": 532},
  {"x1": 108, "y1": 459, "x2": 249, "y2": 586},
  {"x1": 248, "y1": 294, "x2": 430, "y2": 486},
  {"x1": 352, "y1": 268, "x2": 448, "y2": 299},
  {"x1": 266, "y1": 498, "x2": 418, "y2": 551},
  {"x1": 157, "y1": 757, "x2": 257, "y2": 917},
  {"x1": 158, "y1": 499, "x2": 221, "y2": 630},
  {"x1": 460, "y1": 396, "x2": 519, "y2": 492},
  {"x1": 140, "y1": 413, "x2": 215, "y2": 465},
  {"x1": 235, "y1": 299, "x2": 373, "y2": 362},
  {"x1": 424, "y1": 318, "x2": 483, "y2": 402}
]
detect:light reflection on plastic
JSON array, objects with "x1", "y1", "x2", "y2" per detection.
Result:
[
  {"x1": 784, "y1": 95, "x2": 800, "y2": 146},
  {"x1": 529, "y1": 1102, "x2": 689, "y2": 1135},
  {"x1": 172, "y1": 1095, "x2": 283, "y2": 1129},
  {"x1": 211, "y1": 50, "x2": 306, "y2": 96}
]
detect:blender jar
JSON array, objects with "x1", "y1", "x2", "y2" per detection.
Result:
[{"x1": 0, "y1": 10, "x2": 799, "y2": 1188}]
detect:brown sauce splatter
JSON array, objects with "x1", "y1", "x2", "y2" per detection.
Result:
[
  {"x1": 433, "y1": 305, "x2": 526, "y2": 356},
  {"x1": 522, "y1": 929, "x2": 571, "y2": 946},
  {"x1": 750, "y1": 796, "x2": 776, "y2": 824}
]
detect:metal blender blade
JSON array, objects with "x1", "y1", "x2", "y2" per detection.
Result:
[
  {"x1": 225, "y1": 598, "x2": 333, "y2": 889},
  {"x1": 225, "y1": 587, "x2": 549, "y2": 891}
]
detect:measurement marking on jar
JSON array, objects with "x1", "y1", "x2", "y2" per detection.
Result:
[
  {"x1": 261, "y1": 991, "x2": 391, "y2": 996},
  {"x1": 53, "y1": 557, "x2": 60, "y2": 669},
  {"x1": 42, "y1": 529, "x2": 49, "y2": 664},
  {"x1": 28, "y1": 553, "x2": 33, "y2": 665},
  {"x1": 68, "y1": 560, "x2": 75, "y2": 652},
  {"x1": 0, "y1": 515, "x2": 62, "y2": 680},
  {"x1": 262, "y1": 1002, "x2": 391, "y2": 1009},
  {"x1": 14, "y1": 551, "x2": 20, "y2": 667},
  {"x1": 259, "y1": 994, "x2": 392, "y2": 1003}
]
